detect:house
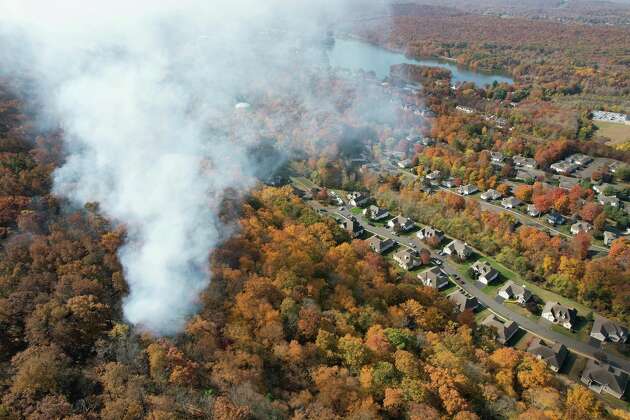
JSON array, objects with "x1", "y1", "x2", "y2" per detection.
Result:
[
  {"x1": 527, "y1": 339, "x2": 568, "y2": 372},
  {"x1": 598, "y1": 194, "x2": 620, "y2": 208},
  {"x1": 590, "y1": 316, "x2": 628, "y2": 343},
  {"x1": 567, "y1": 153, "x2": 593, "y2": 167},
  {"x1": 558, "y1": 177, "x2": 580, "y2": 191},
  {"x1": 542, "y1": 301, "x2": 577, "y2": 330},
  {"x1": 388, "y1": 215, "x2": 415, "y2": 233},
  {"x1": 546, "y1": 213, "x2": 565, "y2": 226},
  {"x1": 480, "y1": 189, "x2": 501, "y2": 201},
  {"x1": 482, "y1": 315, "x2": 519, "y2": 344},
  {"x1": 347, "y1": 191, "x2": 370, "y2": 208},
  {"x1": 393, "y1": 249, "x2": 421, "y2": 271},
  {"x1": 340, "y1": 216, "x2": 364, "y2": 238},
  {"x1": 455, "y1": 105, "x2": 475, "y2": 114},
  {"x1": 581, "y1": 359, "x2": 628, "y2": 400},
  {"x1": 550, "y1": 161, "x2": 579, "y2": 175},
  {"x1": 501, "y1": 196, "x2": 522, "y2": 209},
  {"x1": 604, "y1": 231, "x2": 617, "y2": 247},
  {"x1": 471, "y1": 260, "x2": 499, "y2": 285},
  {"x1": 448, "y1": 290, "x2": 479, "y2": 313},
  {"x1": 458, "y1": 184, "x2": 478, "y2": 196},
  {"x1": 366, "y1": 236, "x2": 395, "y2": 254},
  {"x1": 527, "y1": 204, "x2": 541, "y2": 217},
  {"x1": 592, "y1": 110, "x2": 630, "y2": 125},
  {"x1": 513, "y1": 155, "x2": 538, "y2": 169},
  {"x1": 398, "y1": 159, "x2": 413, "y2": 169},
  {"x1": 592, "y1": 183, "x2": 615, "y2": 195},
  {"x1": 442, "y1": 178, "x2": 457, "y2": 188},
  {"x1": 363, "y1": 205, "x2": 389, "y2": 221},
  {"x1": 490, "y1": 152, "x2": 505, "y2": 164},
  {"x1": 417, "y1": 226, "x2": 444, "y2": 243},
  {"x1": 425, "y1": 170, "x2": 441, "y2": 181},
  {"x1": 571, "y1": 221, "x2": 593, "y2": 235},
  {"x1": 498, "y1": 281, "x2": 532, "y2": 304},
  {"x1": 443, "y1": 240, "x2": 472, "y2": 261},
  {"x1": 417, "y1": 267, "x2": 449, "y2": 290}
]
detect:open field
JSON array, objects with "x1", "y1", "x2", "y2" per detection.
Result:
[{"x1": 595, "y1": 121, "x2": 630, "y2": 146}]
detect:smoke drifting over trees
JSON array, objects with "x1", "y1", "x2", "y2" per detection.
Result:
[{"x1": 0, "y1": 0, "x2": 384, "y2": 334}]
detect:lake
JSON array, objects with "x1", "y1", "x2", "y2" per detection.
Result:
[{"x1": 327, "y1": 38, "x2": 514, "y2": 86}]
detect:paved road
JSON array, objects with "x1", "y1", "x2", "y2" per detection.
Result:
[{"x1": 305, "y1": 192, "x2": 630, "y2": 373}]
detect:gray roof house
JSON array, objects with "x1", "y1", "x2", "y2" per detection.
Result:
[
  {"x1": 482, "y1": 314, "x2": 519, "y2": 344},
  {"x1": 393, "y1": 249, "x2": 421, "y2": 271},
  {"x1": 598, "y1": 194, "x2": 621, "y2": 208},
  {"x1": 490, "y1": 151, "x2": 504, "y2": 164},
  {"x1": 512, "y1": 155, "x2": 538, "y2": 169},
  {"x1": 417, "y1": 267, "x2": 449, "y2": 290},
  {"x1": 571, "y1": 221, "x2": 593, "y2": 235},
  {"x1": 442, "y1": 178, "x2": 457, "y2": 188},
  {"x1": 340, "y1": 216, "x2": 364, "y2": 238},
  {"x1": 388, "y1": 215, "x2": 416, "y2": 233},
  {"x1": 366, "y1": 236, "x2": 395, "y2": 255},
  {"x1": 480, "y1": 189, "x2": 501, "y2": 201},
  {"x1": 498, "y1": 281, "x2": 532, "y2": 304},
  {"x1": 527, "y1": 204, "x2": 541, "y2": 217},
  {"x1": 501, "y1": 196, "x2": 522, "y2": 209},
  {"x1": 547, "y1": 212, "x2": 565, "y2": 226},
  {"x1": 425, "y1": 170, "x2": 441, "y2": 181},
  {"x1": 416, "y1": 226, "x2": 444, "y2": 243},
  {"x1": 443, "y1": 240, "x2": 472, "y2": 260},
  {"x1": 590, "y1": 317, "x2": 628, "y2": 343},
  {"x1": 527, "y1": 338, "x2": 568, "y2": 372},
  {"x1": 581, "y1": 359, "x2": 628, "y2": 400},
  {"x1": 448, "y1": 290, "x2": 479, "y2": 313},
  {"x1": 458, "y1": 184, "x2": 478, "y2": 196},
  {"x1": 347, "y1": 191, "x2": 370, "y2": 207},
  {"x1": 604, "y1": 231, "x2": 617, "y2": 247},
  {"x1": 542, "y1": 301, "x2": 577, "y2": 330},
  {"x1": 363, "y1": 205, "x2": 389, "y2": 221},
  {"x1": 471, "y1": 260, "x2": 499, "y2": 285}
]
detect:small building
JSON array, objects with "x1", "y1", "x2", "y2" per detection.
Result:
[
  {"x1": 598, "y1": 194, "x2": 620, "y2": 208},
  {"x1": 482, "y1": 315, "x2": 519, "y2": 344},
  {"x1": 417, "y1": 267, "x2": 449, "y2": 290},
  {"x1": 571, "y1": 221, "x2": 593, "y2": 235},
  {"x1": 366, "y1": 236, "x2": 395, "y2": 254},
  {"x1": 442, "y1": 178, "x2": 457, "y2": 188},
  {"x1": 542, "y1": 301, "x2": 577, "y2": 330},
  {"x1": 590, "y1": 316, "x2": 628, "y2": 343},
  {"x1": 443, "y1": 240, "x2": 472, "y2": 261},
  {"x1": 417, "y1": 226, "x2": 444, "y2": 243},
  {"x1": 471, "y1": 260, "x2": 499, "y2": 285},
  {"x1": 527, "y1": 338, "x2": 568, "y2": 372},
  {"x1": 498, "y1": 281, "x2": 532, "y2": 303},
  {"x1": 347, "y1": 191, "x2": 370, "y2": 208},
  {"x1": 340, "y1": 216, "x2": 364, "y2": 238},
  {"x1": 388, "y1": 215, "x2": 416, "y2": 233},
  {"x1": 456, "y1": 105, "x2": 475, "y2": 114},
  {"x1": 604, "y1": 231, "x2": 617, "y2": 247},
  {"x1": 501, "y1": 196, "x2": 522, "y2": 209},
  {"x1": 425, "y1": 170, "x2": 441, "y2": 181},
  {"x1": 398, "y1": 159, "x2": 413, "y2": 169},
  {"x1": 480, "y1": 189, "x2": 501, "y2": 201},
  {"x1": 393, "y1": 249, "x2": 422, "y2": 271},
  {"x1": 490, "y1": 152, "x2": 505, "y2": 164},
  {"x1": 592, "y1": 183, "x2": 615, "y2": 195},
  {"x1": 526, "y1": 204, "x2": 541, "y2": 217},
  {"x1": 513, "y1": 155, "x2": 538, "y2": 169},
  {"x1": 448, "y1": 290, "x2": 479, "y2": 313},
  {"x1": 567, "y1": 153, "x2": 593, "y2": 167},
  {"x1": 550, "y1": 161, "x2": 579, "y2": 175},
  {"x1": 458, "y1": 184, "x2": 478, "y2": 196},
  {"x1": 363, "y1": 205, "x2": 389, "y2": 221},
  {"x1": 547, "y1": 213, "x2": 565, "y2": 226},
  {"x1": 581, "y1": 359, "x2": 628, "y2": 400}
]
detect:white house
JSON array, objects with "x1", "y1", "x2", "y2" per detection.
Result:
[
  {"x1": 471, "y1": 260, "x2": 498, "y2": 285},
  {"x1": 347, "y1": 191, "x2": 370, "y2": 208},
  {"x1": 458, "y1": 184, "x2": 478, "y2": 196},
  {"x1": 498, "y1": 281, "x2": 532, "y2": 304},
  {"x1": 443, "y1": 240, "x2": 472, "y2": 260},
  {"x1": 363, "y1": 205, "x2": 389, "y2": 221},
  {"x1": 393, "y1": 249, "x2": 421, "y2": 271},
  {"x1": 542, "y1": 302, "x2": 577, "y2": 330},
  {"x1": 388, "y1": 215, "x2": 416, "y2": 233},
  {"x1": 570, "y1": 221, "x2": 593, "y2": 235},
  {"x1": 480, "y1": 189, "x2": 501, "y2": 201},
  {"x1": 501, "y1": 196, "x2": 522, "y2": 209}
]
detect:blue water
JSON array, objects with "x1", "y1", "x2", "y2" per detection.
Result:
[{"x1": 327, "y1": 38, "x2": 514, "y2": 86}]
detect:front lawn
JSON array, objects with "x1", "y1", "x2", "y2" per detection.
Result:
[{"x1": 505, "y1": 302, "x2": 540, "y2": 321}]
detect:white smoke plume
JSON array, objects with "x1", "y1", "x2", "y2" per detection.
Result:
[{"x1": 0, "y1": 0, "x2": 388, "y2": 335}]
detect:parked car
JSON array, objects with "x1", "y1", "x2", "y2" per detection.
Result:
[
  {"x1": 431, "y1": 257, "x2": 442, "y2": 266},
  {"x1": 338, "y1": 207, "x2": 345, "y2": 211}
]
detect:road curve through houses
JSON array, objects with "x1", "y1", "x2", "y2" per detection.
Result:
[{"x1": 301, "y1": 186, "x2": 630, "y2": 373}]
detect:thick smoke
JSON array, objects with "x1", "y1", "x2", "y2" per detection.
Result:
[{"x1": 0, "y1": 0, "x2": 386, "y2": 334}]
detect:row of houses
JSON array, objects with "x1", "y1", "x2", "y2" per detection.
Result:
[{"x1": 550, "y1": 154, "x2": 593, "y2": 175}]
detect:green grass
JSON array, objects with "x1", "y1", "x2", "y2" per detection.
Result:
[
  {"x1": 439, "y1": 280, "x2": 457, "y2": 295},
  {"x1": 474, "y1": 308, "x2": 492, "y2": 323},
  {"x1": 550, "y1": 317, "x2": 592, "y2": 342},
  {"x1": 290, "y1": 176, "x2": 317, "y2": 190},
  {"x1": 350, "y1": 207, "x2": 363, "y2": 216},
  {"x1": 595, "y1": 121, "x2": 630, "y2": 145},
  {"x1": 482, "y1": 280, "x2": 506, "y2": 296},
  {"x1": 505, "y1": 302, "x2": 540, "y2": 321},
  {"x1": 512, "y1": 331, "x2": 535, "y2": 350}
]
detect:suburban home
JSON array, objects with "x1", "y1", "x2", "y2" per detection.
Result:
[
  {"x1": 448, "y1": 290, "x2": 479, "y2": 313},
  {"x1": 471, "y1": 260, "x2": 499, "y2": 285},
  {"x1": 363, "y1": 205, "x2": 389, "y2": 221},
  {"x1": 502, "y1": 196, "x2": 522, "y2": 209},
  {"x1": 542, "y1": 301, "x2": 577, "y2": 330},
  {"x1": 527, "y1": 339, "x2": 568, "y2": 372},
  {"x1": 443, "y1": 240, "x2": 472, "y2": 260},
  {"x1": 571, "y1": 221, "x2": 593, "y2": 235},
  {"x1": 527, "y1": 204, "x2": 541, "y2": 217},
  {"x1": 456, "y1": 105, "x2": 475, "y2": 114},
  {"x1": 458, "y1": 184, "x2": 478, "y2": 196},
  {"x1": 393, "y1": 249, "x2": 422, "y2": 271},
  {"x1": 398, "y1": 159, "x2": 413, "y2": 169},
  {"x1": 592, "y1": 183, "x2": 615, "y2": 195},
  {"x1": 550, "y1": 161, "x2": 579, "y2": 175},
  {"x1": 512, "y1": 155, "x2": 538, "y2": 169},
  {"x1": 482, "y1": 315, "x2": 519, "y2": 344},
  {"x1": 417, "y1": 267, "x2": 449, "y2": 290},
  {"x1": 581, "y1": 359, "x2": 628, "y2": 400},
  {"x1": 498, "y1": 281, "x2": 532, "y2": 304},
  {"x1": 442, "y1": 178, "x2": 457, "y2": 188},
  {"x1": 425, "y1": 170, "x2": 441, "y2": 181},
  {"x1": 598, "y1": 193, "x2": 621, "y2": 208},
  {"x1": 366, "y1": 236, "x2": 395, "y2": 254},
  {"x1": 419, "y1": 137, "x2": 435, "y2": 146},
  {"x1": 567, "y1": 153, "x2": 593, "y2": 166},
  {"x1": 417, "y1": 226, "x2": 444, "y2": 243},
  {"x1": 546, "y1": 212, "x2": 565, "y2": 226},
  {"x1": 604, "y1": 231, "x2": 617, "y2": 247},
  {"x1": 557, "y1": 176, "x2": 580, "y2": 191},
  {"x1": 340, "y1": 216, "x2": 364, "y2": 238},
  {"x1": 590, "y1": 316, "x2": 628, "y2": 343},
  {"x1": 490, "y1": 152, "x2": 505, "y2": 164},
  {"x1": 388, "y1": 215, "x2": 415, "y2": 233},
  {"x1": 480, "y1": 189, "x2": 501, "y2": 201},
  {"x1": 347, "y1": 191, "x2": 370, "y2": 207}
]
